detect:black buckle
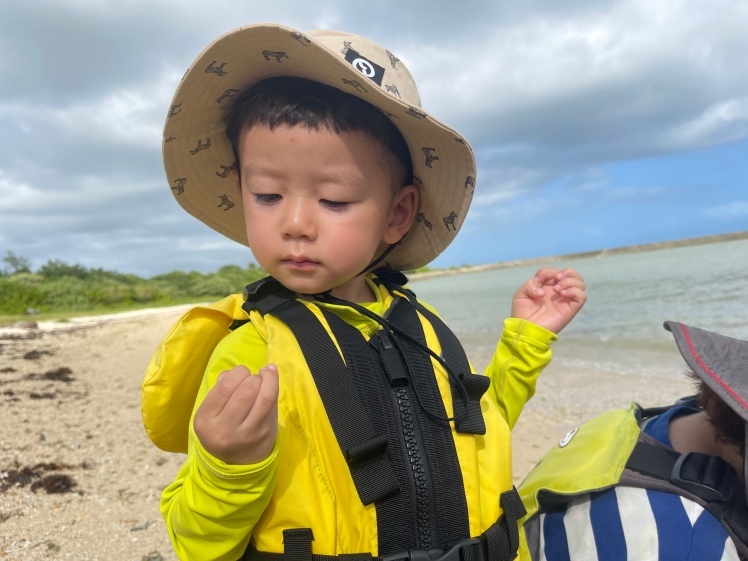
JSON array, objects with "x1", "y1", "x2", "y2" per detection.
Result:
[
  {"x1": 241, "y1": 277, "x2": 295, "y2": 315},
  {"x1": 671, "y1": 451, "x2": 737, "y2": 502},
  {"x1": 380, "y1": 538, "x2": 482, "y2": 561}
]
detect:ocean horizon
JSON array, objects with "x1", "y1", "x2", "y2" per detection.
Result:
[{"x1": 409, "y1": 236, "x2": 748, "y2": 381}]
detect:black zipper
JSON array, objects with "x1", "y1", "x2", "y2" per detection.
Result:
[{"x1": 394, "y1": 385, "x2": 434, "y2": 548}]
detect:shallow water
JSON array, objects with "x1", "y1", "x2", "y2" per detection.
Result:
[{"x1": 409, "y1": 238, "x2": 748, "y2": 377}]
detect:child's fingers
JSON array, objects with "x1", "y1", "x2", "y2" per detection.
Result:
[
  {"x1": 518, "y1": 277, "x2": 546, "y2": 298},
  {"x1": 219, "y1": 373, "x2": 265, "y2": 425},
  {"x1": 241, "y1": 364, "x2": 279, "y2": 430},
  {"x1": 199, "y1": 366, "x2": 252, "y2": 417},
  {"x1": 533, "y1": 267, "x2": 560, "y2": 285},
  {"x1": 556, "y1": 268, "x2": 585, "y2": 283},
  {"x1": 555, "y1": 286, "x2": 588, "y2": 305},
  {"x1": 553, "y1": 276, "x2": 586, "y2": 293}
]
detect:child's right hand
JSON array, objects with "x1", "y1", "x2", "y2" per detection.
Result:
[{"x1": 193, "y1": 364, "x2": 279, "y2": 465}]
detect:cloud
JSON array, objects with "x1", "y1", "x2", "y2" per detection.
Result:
[
  {"x1": 603, "y1": 186, "x2": 669, "y2": 201},
  {"x1": 1, "y1": 0, "x2": 747, "y2": 276},
  {"x1": 704, "y1": 201, "x2": 748, "y2": 220}
]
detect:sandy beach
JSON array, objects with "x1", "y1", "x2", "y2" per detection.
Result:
[{"x1": 0, "y1": 305, "x2": 693, "y2": 560}]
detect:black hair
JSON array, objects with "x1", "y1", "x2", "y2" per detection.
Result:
[
  {"x1": 223, "y1": 76, "x2": 413, "y2": 189},
  {"x1": 689, "y1": 370, "x2": 745, "y2": 457}
]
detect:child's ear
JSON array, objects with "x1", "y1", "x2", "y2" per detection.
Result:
[{"x1": 383, "y1": 184, "x2": 420, "y2": 245}]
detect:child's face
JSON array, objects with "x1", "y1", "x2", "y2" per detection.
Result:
[{"x1": 236, "y1": 125, "x2": 417, "y2": 302}]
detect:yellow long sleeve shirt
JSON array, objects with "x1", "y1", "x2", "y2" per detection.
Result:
[{"x1": 161, "y1": 279, "x2": 556, "y2": 560}]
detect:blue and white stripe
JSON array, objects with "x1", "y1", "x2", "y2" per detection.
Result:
[{"x1": 535, "y1": 487, "x2": 739, "y2": 560}]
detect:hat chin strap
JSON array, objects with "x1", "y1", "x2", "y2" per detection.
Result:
[{"x1": 355, "y1": 239, "x2": 403, "y2": 278}]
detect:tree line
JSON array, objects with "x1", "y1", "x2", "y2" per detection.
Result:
[{"x1": 0, "y1": 251, "x2": 267, "y2": 315}]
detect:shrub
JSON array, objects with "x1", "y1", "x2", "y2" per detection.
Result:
[{"x1": 0, "y1": 278, "x2": 45, "y2": 314}]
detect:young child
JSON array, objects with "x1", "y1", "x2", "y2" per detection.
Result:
[
  {"x1": 157, "y1": 23, "x2": 586, "y2": 561},
  {"x1": 519, "y1": 322, "x2": 748, "y2": 560}
]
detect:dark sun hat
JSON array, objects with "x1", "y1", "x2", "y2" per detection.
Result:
[
  {"x1": 664, "y1": 321, "x2": 748, "y2": 496},
  {"x1": 162, "y1": 23, "x2": 476, "y2": 271}
]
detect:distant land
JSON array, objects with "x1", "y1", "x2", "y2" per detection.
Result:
[{"x1": 409, "y1": 230, "x2": 748, "y2": 281}]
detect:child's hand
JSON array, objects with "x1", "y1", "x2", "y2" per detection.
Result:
[
  {"x1": 511, "y1": 267, "x2": 587, "y2": 334},
  {"x1": 193, "y1": 364, "x2": 279, "y2": 465}
]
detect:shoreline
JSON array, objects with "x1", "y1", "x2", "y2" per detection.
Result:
[
  {"x1": 408, "y1": 229, "x2": 748, "y2": 282},
  {"x1": 3, "y1": 229, "x2": 744, "y2": 331}
]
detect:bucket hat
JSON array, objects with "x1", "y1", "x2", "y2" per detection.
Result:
[
  {"x1": 664, "y1": 321, "x2": 748, "y2": 496},
  {"x1": 162, "y1": 23, "x2": 476, "y2": 271}
]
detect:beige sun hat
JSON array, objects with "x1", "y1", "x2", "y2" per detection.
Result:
[{"x1": 163, "y1": 23, "x2": 476, "y2": 271}]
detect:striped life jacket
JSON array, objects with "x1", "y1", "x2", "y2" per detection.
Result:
[{"x1": 518, "y1": 402, "x2": 748, "y2": 560}]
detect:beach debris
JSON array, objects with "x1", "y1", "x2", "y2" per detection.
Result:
[
  {"x1": 31, "y1": 473, "x2": 77, "y2": 494},
  {"x1": 131, "y1": 520, "x2": 157, "y2": 532},
  {"x1": 0, "y1": 508, "x2": 24, "y2": 524},
  {"x1": 43, "y1": 367, "x2": 74, "y2": 382},
  {"x1": 24, "y1": 366, "x2": 74, "y2": 383},
  {"x1": 25, "y1": 308, "x2": 40, "y2": 315},
  {"x1": 23, "y1": 349, "x2": 53, "y2": 360},
  {"x1": 30, "y1": 539, "x2": 61, "y2": 551},
  {"x1": 29, "y1": 391, "x2": 57, "y2": 400},
  {"x1": 143, "y1": 552, "x2": 165, "y2": 561},
  {"x1": 1, "y1": 462, "x2": 84, "y2": 494}
]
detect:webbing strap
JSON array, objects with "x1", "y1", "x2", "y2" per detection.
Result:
[
  {"x1": 626, "y1": 439, "x2": 748, "y2": 547},
  {"x1": 321, "y1": 308, "x2": 421, "y2": 552},
  {"x1": 379, "y1": 281, "x2": 489, "y2": 436},
  {"x1": 271, "y1": 299, "x2": 399, "y2": 505},
  {"x1": 283, "y1": 529, "x2": 314, "y2": 561},
  {"x1": 243, "y1": 498, "x2": 526, "y2": 561},
  {"x1": 385, "y1": 301, "x2": 471, "y2": 548},
  {"x1": 627, "y1": 441, "x2": 738, "y2": 503}
]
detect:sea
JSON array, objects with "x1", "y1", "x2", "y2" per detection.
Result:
[{"x1": 408, "y1": 238, "x2": 748, "y2": 381}]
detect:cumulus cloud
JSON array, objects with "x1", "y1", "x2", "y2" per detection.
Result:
[
  {"x1": 704, "y1": 201, "x2": 748, "y2": 220},
  {"x1": 1, "y1": 0, "x2": 747, "y2": 275}
]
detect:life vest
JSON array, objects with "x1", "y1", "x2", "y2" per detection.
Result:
[
  {"x1": 142, "y1": 292, "x2": 247, "y2": 454},
  {"x1": 143, "y1": 270, "x2": 526, "y2": 561},
  {"x1": 517, "y1": 401, "x2": 748, "y2": 561}
]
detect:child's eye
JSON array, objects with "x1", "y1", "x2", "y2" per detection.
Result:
[
  {"x1": 254, "y1": 194, "x2": 281, "y2": 204},
  {"x1": 321, "y1": 200, "x2": 350, "y2": 212}
]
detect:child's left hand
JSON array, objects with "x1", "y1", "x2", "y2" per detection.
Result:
[{"x1": 511, "y1": 267, "x2": 587, "y2": 334}]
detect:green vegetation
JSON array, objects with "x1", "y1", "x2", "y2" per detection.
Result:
[{"x1": 0, "y1": 251, "x2": 267, "y2": 316}]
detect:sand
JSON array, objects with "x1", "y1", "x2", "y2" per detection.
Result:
[{"x1": 0, "y1": 306, "x2": 693, "y2": 560}]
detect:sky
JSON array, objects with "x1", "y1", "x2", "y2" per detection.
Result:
[{"x1": 1, "y1": 0, "x2": 746, "y2": 277}]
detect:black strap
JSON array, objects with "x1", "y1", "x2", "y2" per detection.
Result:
[
  {"x1": 371, "y1": 270, "x2": 489, "y2": 436},
  {"x1": 256, "y1": 291, "x2": 399, "y2": 506},
  {"x1": 627, "y1": 441, "x2": 738, "y2": 503},
  {"x1": 243, "y1": 277, "x2": 399, "y2": 505},
  {"x1": 384, "y1": 300, "x2": 471, "y2": 548},
  {"x1": 322, "y1": 308, "x2": 423, "y2": 552},
  {"x1": 626, "y1": 439, "x2": 748, "y2": 546},
  {"x1": 244, "y1": 494, "x2": 525, "y2": 561},
  {"x1": 239, "y1": 275, "x2": 516, "y2": 557},
  {"x1": 283, "y1": 529, "x2": 315, "y2": 561}
]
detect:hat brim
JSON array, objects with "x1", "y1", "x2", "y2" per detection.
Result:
[
  {"x1": 664, "y1": 321, "x2": 748, "y2": 422},
  {"x1": 163, "y1": 23, "x2": 476, "y2": 271}
]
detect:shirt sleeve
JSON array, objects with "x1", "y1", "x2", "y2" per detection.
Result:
[
  {"x1": 160, "y1": 322, "x2": 278, "y2": 561},
  {"x1": 484, "y1": 318, "x2": 557, "y2": 430}
]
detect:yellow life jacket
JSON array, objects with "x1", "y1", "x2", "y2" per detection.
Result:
[
  {"x1": 141, "y1": 293, "x2": 247, "y2": 453},
  {"x1": 517, "y1": 402, "x2": 748, "y2": 560},
  {"x1": 145, "y1": 273, "x2": 526, "y2": 561}
]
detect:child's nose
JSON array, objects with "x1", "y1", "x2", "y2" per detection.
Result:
[{"x1": 282, "y1": 200, "x2": 316, "y2": 240}]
